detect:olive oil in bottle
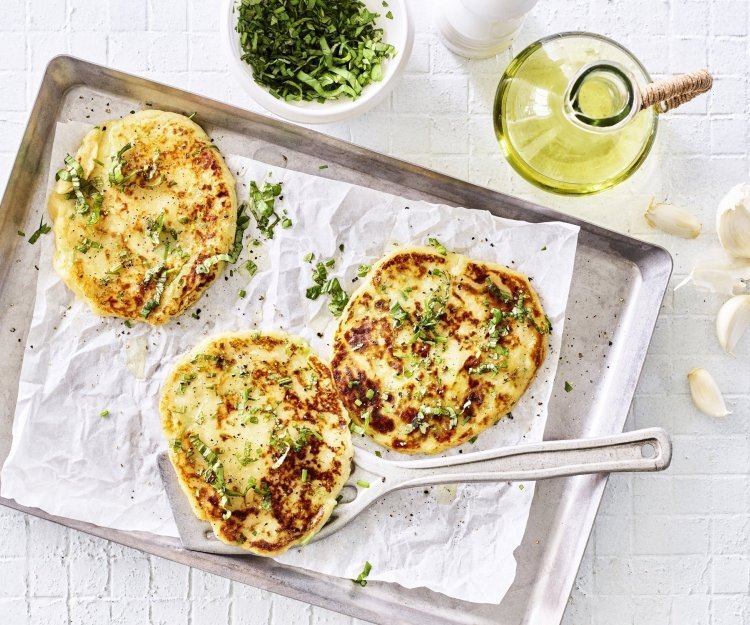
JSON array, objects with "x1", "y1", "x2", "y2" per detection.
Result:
[{"x1": 494, "y1": 32, "x2": 657, "y2": 195}]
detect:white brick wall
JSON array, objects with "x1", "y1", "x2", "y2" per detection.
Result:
[{"x1": 1, "y1": 0, "x2": 749, "y2": 623}]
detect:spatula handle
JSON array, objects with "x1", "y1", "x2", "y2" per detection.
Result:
[{"x1": 374, "y1": 428, "x2": 672, "y2": 491}]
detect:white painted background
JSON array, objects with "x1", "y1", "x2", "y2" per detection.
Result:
[{"x1": 1, "y1": 0, "x2": 749, "y2": 623}]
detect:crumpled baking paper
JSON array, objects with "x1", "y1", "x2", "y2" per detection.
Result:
[{"x1": 1, "y1": 121, "x2": 579, "y2": 604}]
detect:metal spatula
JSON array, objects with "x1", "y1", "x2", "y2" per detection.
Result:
[{"x1": 159, "y1": 427, "x2": 671, "y2": 554}]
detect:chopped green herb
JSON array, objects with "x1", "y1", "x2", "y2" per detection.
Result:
[
  {"x1": 245, "y1": 259, "x2": 258, "y2": 276},
  {"x1": 76, "y1": 237, "x2": 102, "y2": 254},
  {"x1": 56, "y1": 154, "x2": 103, "y2": 222},
  {"x1": 123, "y1": 320, "x2": 133, "y2": 328},
  {"x1": 468, "y1": 362, "x2": 498, "y2": 375},
  {"x1": 234, "y1": 441, "x2": 257, "y2": 466},
  {"x1": 28, "y1": 218, "x2": 51, "y2": 244},
  {"x1": 303, "y1": 252, "x2": 315, "y2": 263},
  {"x1": 108, "y1": 143, "x2": 133, "y2": 188},
  {"x1": 564, "y1": 381, "x2": 573, "y2": 393},
  {"x1": 140, "y1": 265, "x2": 168, "y2": 318},
  {"x1": 468, "y1": 435, "x2": 478, "y2": 444},
  {"x1": 248, "y1": 180, "x2": 288, "y2": 239},
  {"x1": 365, "y1": 388, "x2": 375, "y2": 400},
  {"x1": 357, "y1": 264, "x2": 371, "y2": 277},
  {"x1": 385, "y1": 10, "x2": 393, "y2": 18},
  {"x1": 412, "y1": 278, "x2": 450, "y2": 342},
  {"x1": 349, "y1": 421, "x2": 365, "y2": 436},
  {"x1": 428, "y1": 237, "x2": 447, "y2": 255},
  {"x1": 301, "y1": 468, "x2": 308, "y2": 482},
  {"x1": 374, "y1": 450, "x2": 382, "y2": 458},
  {"x1": 235, "y1": 1, "x2": 396, "y2": 103},
  {"x1": 486, "y1": 277, "x2": 512, "y2": 303},
  {"x1": 188, "y1": 111, "x2": 197, "y2": 120},
  {"x1": 238, "y1": 289, "x2": 247, "y2": 298},
  {"x1": 390, "y1": 301, "x2": 410, "y2": 327},
  {"x1": 99, "y1": 409, "x2": 109, "y2": 418},
  {"x1": 196, "y1": 202, "x2": 251, "y2": 274},
  {"x1": 278, "y1": 377, "x2": 293, "y2": 386},
  {"x1": 541, "y1": 245, "x2": 547, "y2": 251},
  {"x1": 319, "y1": 164, "x2": 329, "y2": 170},
  {"x1": 306, "y1": 259, "x2": 349, "y2": 316},
  {"x1": 17, "y1": 230, "x2": 24, "y2": 237},
  {"x1": 146, "y1": 213, "x2": 165, "y2": 245},
  {"x1": 352, "y1": 561, "x2": 372, "y2": 587},
  {"x1": 191, "y1": 434, "x2": 249, "y2": 519},
  {"x1": 356, "y1": 479, "x2": 370, "y2": 488}
]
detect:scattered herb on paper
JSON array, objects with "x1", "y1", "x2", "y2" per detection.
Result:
[
  {"x1": 248, "y1": 180, "x2": 291, "y2": 239},
  {"x1": 564, "y1": 381, "x2": 573, "y2": 393},
  {"x1": 28, "y1": 218, "x2": 51, "y2": 244},
  {"x1": 352, "y1": 561, "x2": 372, "y2": 586},
  {"x1": 306, "y1": 257, "x2": 349, "y2": 316}
]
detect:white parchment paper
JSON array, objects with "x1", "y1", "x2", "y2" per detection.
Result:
[{"x1": 1, "y1": 121, "x2": 579, "y2": 604}]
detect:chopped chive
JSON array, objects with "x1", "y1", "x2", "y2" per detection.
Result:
[
  {"x1": 28, "y1": 218, "x2": 51, "y2": 245},
  {"x1": 357, "y1": 264, "x2": 371, "y2": 277},
  {"x1": 303, "y1": 252, "x2": 314, "y2": 262},
  {"x1": 356, "y1": 479, "x2": 370, "y2": 488},
  {"x1": 352, "y1": 561, "x2": 372, "y2": 587},
  {"x1": 428, "y1": 237, "x2": 447, "y2": 255},
  {"x1": 278, "y1": 377, "x2": 293, "y2": 386},
  {"x1": 374, "y1": 450, "x2": 382, "y2": 458},
  {"x1": 564, "y1": 381, "x2": 573, "y2": 392},
  {"x1": 238, "y1": 289, "x2": 247, "y2": 298},
  {"x1": 365, "y1": 389, "x2": 375, "y2": 400},
  {"x1": 99, "y1": 409, "x2": 110, "y2": 418},
  {"x1": 301, "y1": 468, "x2": 308, "y2": 482}
]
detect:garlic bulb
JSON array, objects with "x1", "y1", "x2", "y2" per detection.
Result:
[
  {"x1": 716, "y1": 294, "x2": 750, "y2": 355},
  {"x1": 675, "y1": 250, "x2": 750, "y2": 295},
  {"x1": 687, "y1": 368, "x2": 730, "y2": 417},
  {"x1": 645, "y1": 199, "x2": 701, "y2": 239},
  {"x1": 717, "y1": 183, "x2": 750, "y2": 258}
]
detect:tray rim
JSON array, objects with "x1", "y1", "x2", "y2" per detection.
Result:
[{"x1": 0, "y1": 54, "x2": 673, "y2": 625}]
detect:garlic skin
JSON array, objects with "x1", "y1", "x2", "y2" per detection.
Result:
[
  {"x1": 716, "y1": 294, "x2": 750, "y2": 355},
  {"x1": 717, "y1": 183, "x2": 750, "y2": 258},
  {"x1": 675, "y1": 250, "x2": 750, "y2": 295},
  {"x1": 645, "y1": 199, "x2": 701, "y2": 239},
  {"x1": 687, "y1": 368, "x2": 731, "y2": 417}
]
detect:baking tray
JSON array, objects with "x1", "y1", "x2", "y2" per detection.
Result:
[{"x1": 0, "y1": 56, "x2": 672, "y2": 625}]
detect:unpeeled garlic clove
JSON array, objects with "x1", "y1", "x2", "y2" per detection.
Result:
[
  {"x1": 716, "y1": 294, "x2": 750, "y2": 355},
  {"x1": 717, "y1": 183, "x2": 750, "y2": 259},
  {"x1": 675, "y1": 250, "x2": 750, "y2": 295},
  {"x1": 687, "y1": 368, "x2": 730, "y2": 417},
  {"x1": 645, "y1": 199, "x2": 702, "y2": 239}
]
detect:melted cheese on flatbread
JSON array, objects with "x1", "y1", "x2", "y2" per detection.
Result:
[
  {"x1": 331, "y1": 246, "x2": 549, "y2": 454},
  {"x1": 161, "y1": 331, "x2": 352, "y2": 555},
  {"x1": 48, "y1": 110, "x2": 237, "y2": 325}
]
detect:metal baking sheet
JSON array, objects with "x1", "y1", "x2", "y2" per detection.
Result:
[{"x1": 0, "y1": 56, "x2": 671, "y2": 625}]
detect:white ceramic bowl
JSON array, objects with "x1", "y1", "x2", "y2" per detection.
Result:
[{"x1": 222, "y1": 0, "x2": 413, "y2": 124}]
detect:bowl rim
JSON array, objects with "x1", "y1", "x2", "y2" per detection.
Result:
[{"x1": 221, "y1": 0, "x2": 414, "y2": 124}]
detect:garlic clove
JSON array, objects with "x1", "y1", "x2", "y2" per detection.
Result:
[
  {"x1": 675, "y1": 250, "x2": 750, "y2": 295},
  {"x1": 645, "y1": 199, "x2": 702, "y2": 239},
  {"x1": 687, "y1": 368, "x2": 731, "y2": 417},
  {"x1": 717, "y1": 183, "x2": 750, "y2": 259},
  {"x1": 716, "y1": 294, "x2": 750, "y2": 355}
]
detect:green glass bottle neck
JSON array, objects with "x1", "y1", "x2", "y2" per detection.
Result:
[{"x1": 563, "y1": 61, "x2": 641, "y2": 131}]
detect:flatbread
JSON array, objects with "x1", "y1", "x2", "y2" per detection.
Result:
[
  {"x1": 48, "y1": 110, "x2": 238, "y2": 325},
  {"x1": 331, "y1": 246, "x2": 549, "y2": 454},
  {"x1": 160, "y1": 331, "x2": 352, "y2": 555}
]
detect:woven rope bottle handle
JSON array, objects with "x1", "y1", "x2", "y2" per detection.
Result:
[{"x1": 640, "y1": 69, "x2": 713, "y2": 113}]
